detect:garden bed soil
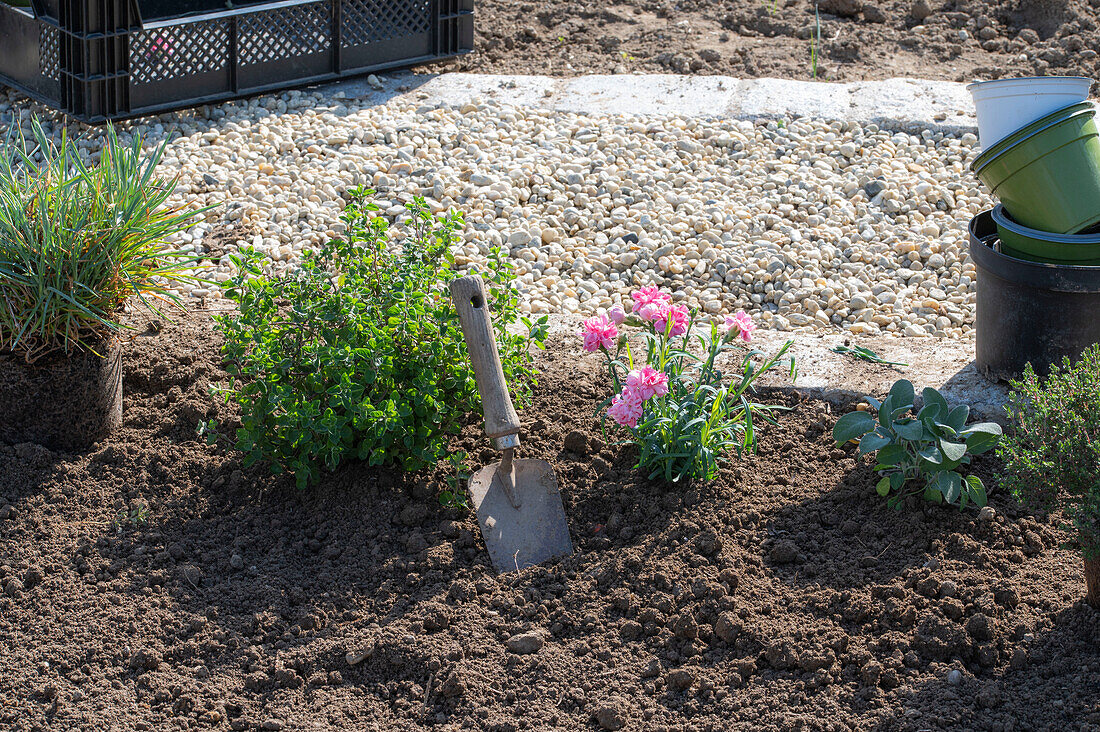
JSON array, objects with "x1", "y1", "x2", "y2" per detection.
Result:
[
  {"x1": 432, "y1": 0, "x2": 1100, "y2": 93},
  {"x1": 1, "y1": 307, "x2": 1098, "y2": 731}
]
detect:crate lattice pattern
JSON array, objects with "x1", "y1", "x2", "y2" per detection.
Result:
[
  {"x1": 130, "y1": 20, "x2": 230, "y2": 83},
  {"x1": 239, "y1": 3, "x2": 332, "y2": 65},
  {"x1": 342, "y1": 0, "x2": 431, "y2": 47},
  {"x1": 39, "y1": 25, "x2": 59, "y2": 81}
]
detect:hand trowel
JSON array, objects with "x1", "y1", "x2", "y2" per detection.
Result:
[{"x1": 449, "y1": 274, "x2": 574, "y2": 572}]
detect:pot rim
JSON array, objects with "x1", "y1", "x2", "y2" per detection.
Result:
[
  {"x1": 967, "y1": 75, "x2": 1092, "y2": 93},
  {"x1": 992, "y1": 204, "x2": 1100, "y2": 245},
  {"x1": 971, "y1": 103, "x2": 1097, "y2": 174},
  {"x1": 970, "y1": 210, "x2": 1100, "y2": 292}
]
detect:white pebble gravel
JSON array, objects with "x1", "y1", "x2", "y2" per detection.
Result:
[{"x1": 0, "y1": 84, "x2": 996, "y2": 338}]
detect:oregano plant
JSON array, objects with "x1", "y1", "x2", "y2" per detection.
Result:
[
  {"x1": 208, "y1": 188, "x2": 547, "y2": 488},
  {"x1": 997, "y1": 346, "x2": 1100, "y2": 608}
]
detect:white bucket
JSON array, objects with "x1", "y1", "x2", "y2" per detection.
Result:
[{"x1": 967, "y1": 76, "x2": 1093, "y2": 150}]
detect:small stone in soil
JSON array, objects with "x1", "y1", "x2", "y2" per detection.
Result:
[
  {"x1": 947, "y1": 669, "x2": 963, "y2": 685},
  {"x1": 399, "y1": 503, "x2": 429, "y2": 527},
  {"x1": 128, "y1": 647, "x2": 162, "y2": 671},
  {"x1": 346, "y1": 649, "x2": 371, "y2": 666},
  {"x1": 229, "y1": 554, "x2": 244, "y2": 570},
  {"x1": 505, "y1": 631, "x2": 544, "y2": 654},
  {"x1": 714, "y1": 613, "x2": 741, "y2": 643},
  {"x1": 22, "y1": 566, "x2": 42, "y2": 588},
  {"x1": 862, "y1": 3, "x2": 887, "y2": 22}
]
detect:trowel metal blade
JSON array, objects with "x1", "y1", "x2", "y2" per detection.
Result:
[{"x1": 468, "y1": 458, "x2": 573, "y2": 573}]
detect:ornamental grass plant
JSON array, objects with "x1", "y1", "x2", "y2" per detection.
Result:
[{"x1": 0, "y1": 118, "x2": 203, "y2": 363}]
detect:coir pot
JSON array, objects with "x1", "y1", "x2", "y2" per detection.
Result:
[
  {"x1": 0, "y1": 338, "x2": 123, "y2": 451},
  {"x1": 970, "y1": 209, "x2": 1100, "y2": 382}
]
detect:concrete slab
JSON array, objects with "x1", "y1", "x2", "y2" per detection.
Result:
[
  {"x1": 325, "y1": 72, "x2": 979, "y2": 133},
  {"x1": 735, "y1": 77, "x2": 854, "y2": 122},
  {"x1": 743, "y1": 329, "x2": 1008, "y2": 425}
]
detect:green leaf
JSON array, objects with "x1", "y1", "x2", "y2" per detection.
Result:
[
  {"x1": 876, "y1": 443, "x2": 906, "y2": 464},
  {"x1": 918, "y1": 445, "x2": 943, "y2": 464},
  {"x1": 888, "y1": 379, "x2": 915, "y2": 408},
  {"x1": 833, "y1": 411, "x2": 875, "y2": 445},
  {"x1": 916, "y1": 401, "x2": 942, "y2": 425},
  {"x1": 945, "y1": 404, "x2": 969, "y2": 431},
  {"x1": 921, "y1": 386, "x2": 949, "y2": 416},
  {"x1": 859, "y1": 431, "x2": 892, "y2": 454},
  {"x1": 964, "y1": 474, "x2": 987, "y2": 507},
  {"x1": 939, "y1": 439, "x2": 968, "y2": 462},
  {"x1": 876, "y1": 476, "x2": 891, "y2": 496},
  {"x1": 878, "y1": 394, "x2": 896, "y2": 429},
  {"x1": 894, "y1": 419, "x2": 924, "y2": 441},
  {"x1": 962, "y1": 422, "x2": 1003, "y2": 455},
  {"x1": 933, "y1": 471, "x2": 963, "y2": 504}
]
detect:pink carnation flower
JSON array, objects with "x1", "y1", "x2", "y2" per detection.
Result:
[
  {"x1": 655, "y1": 302, "x2": 689, "y2": 337},
  {"x1": 625, "y1": 365, "x2": 669, "y2": 401},
  {"x1": 579, "y1": 314, "x2": 618, "y2": 352},
  {"x1": 724, "y1": 311, "x2": 756, "y2": 342},
  {"x1": 607, "y1": 304, "x2": 626, "y2": 325},
  {"x1": 636, "y1": 302, "x2": 663, "y2": 322},
  {"x1": 631, "y1": 286, "x2": 671, "y2": 313},
  {"x1": 607, "y1": 387, "x2": 645, "y2": 428}
]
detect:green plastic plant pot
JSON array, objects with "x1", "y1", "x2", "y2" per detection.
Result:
[
  {"x1": 972, "y1": 101, "x2": 1095, "y2": 165},
  {"x1": 993, "y1": 204, "x2": 1100, "y2": 265},
  {"x1": 971, "y1": 105, "x2": 1100, "y2": 234}
]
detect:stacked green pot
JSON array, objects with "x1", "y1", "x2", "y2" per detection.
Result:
[{"x1": 969, "y1": 84, "x2": 1100, "y2": 265}]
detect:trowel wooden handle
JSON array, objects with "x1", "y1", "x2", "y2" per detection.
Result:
[{"x1": 450, "y1": 274, "x2": 522, "y2": 445}]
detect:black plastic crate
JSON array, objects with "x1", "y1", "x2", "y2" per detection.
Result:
[{"x1": 0, "y1": 0, "x2": 473, "y2": 122}]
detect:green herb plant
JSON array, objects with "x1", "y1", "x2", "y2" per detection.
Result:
[
  {"x1": 997, "y1": 346, "x2": 1100, "y2": 608},
  {"x1": 113, "y1": 504, "x2": 150, "y2": 531},
  {"x1": 210, "y1": 188, "x2": 547, "y2": 489},
  {"x1": 833, "y1": 379, "x2": 1002, "y2": 509},
  {"x1": 439, "y1": 450, "x2": 472, "y2": 509},
  {"x1": 0, "y1": 117, "x2": 204, "y2": 363}
]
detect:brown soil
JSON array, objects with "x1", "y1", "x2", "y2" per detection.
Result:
[
  {"x1": 431, "y1": 0, "x2": 1100, "y2": 93},
  {"x1": 1, "y1": 307, "x2": 1098, "y2": 732}
]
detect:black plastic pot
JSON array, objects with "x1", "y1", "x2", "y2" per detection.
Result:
[{"x1": 970, "y1": 209, "x2": 1100, "y2": 382}]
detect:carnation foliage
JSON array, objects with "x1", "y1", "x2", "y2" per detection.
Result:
[
  {"x1": 997, "y1": 346, "x2": 1100, "y2": 560},
  {"x1": 583, "y1": 290, "x2": 795, "y2": 483},
  {"x1": 210, "y1": 188, "x2": 546, "y2": 488}
]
